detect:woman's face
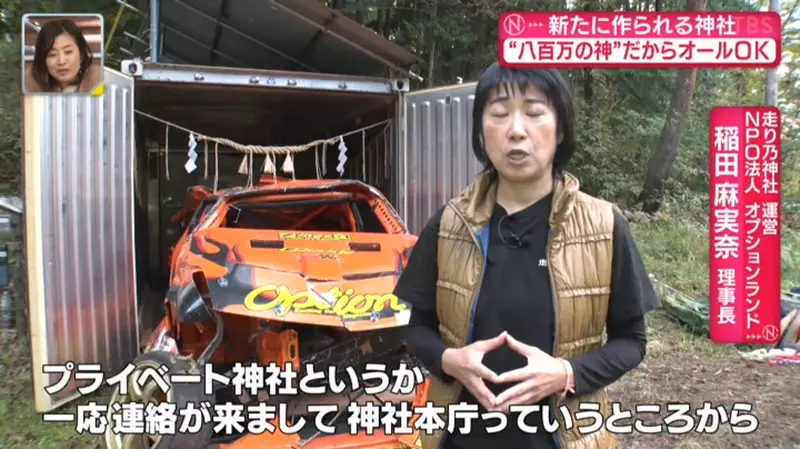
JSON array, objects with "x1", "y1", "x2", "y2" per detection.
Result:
[
  {"x1": 45, "y1": 32, "x2": 81, "y2": 86},
  {"x1": 481, "y1": 83, "x2": 560, "y2": 184}
]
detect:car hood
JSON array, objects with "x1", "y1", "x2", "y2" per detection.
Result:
[{"x1": 170, "y1": 228, "x2": 417, "y2": 330}]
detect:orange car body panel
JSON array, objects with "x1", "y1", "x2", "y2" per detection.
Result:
[
  {"x1": 218, "y1": 431, "x2": 422, "y2": 449},
  {"x1": 147, "y1": 175, "x2": 429, "y2": 448}
]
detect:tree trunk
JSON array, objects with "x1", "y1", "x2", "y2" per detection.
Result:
[
  {"x1": 639, "y1": 0, "x2": 706, "y2": 213},
  {"x1": 425, "y1": 3, "x2": 438, "y2": 88},
  {"x1": 735, "y1": 70, "x2": 747, "y2": 97},
  {"x1": 427, "y1": 41, "x2": 437, "y2": 87},
  {"x1": 379, "y1": 4, "x2": 392, "y2": 37},
  {"x1": 465, "y1": 14, "x2": 489, "y2": 80},
  {"x1": 765, "y1": 0, "x2": 780, "y2": 106},
  {"x1": 582, "y1": 0, "x2": 597, "y2": 104}
]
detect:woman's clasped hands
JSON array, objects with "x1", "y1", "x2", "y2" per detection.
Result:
[{"x1": 440, "y1": 331, "x2": 571, "y2": 413}]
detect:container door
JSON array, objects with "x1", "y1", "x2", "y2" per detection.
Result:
[
  {"x1": 23, "y1": 68, "x2": 139, "y2": 412},
  {"x1": 396, "y1": 82, "x2": 481, "y2": 235}
]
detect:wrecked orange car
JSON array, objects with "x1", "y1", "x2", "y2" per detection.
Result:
[{"x1": 104, "y1": 176, "x2": 429, "y2": 449}]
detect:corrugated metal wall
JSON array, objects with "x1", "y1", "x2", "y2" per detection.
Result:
[
  {"x1": 398, "y1": 82, "x2": 482, "y2": 235},
  {"x1": 23, "y1": 69, "x2": 139, "y2": 412},
  {"x1": 23, "y1": 14, "x2": 103, "y2": 68}
]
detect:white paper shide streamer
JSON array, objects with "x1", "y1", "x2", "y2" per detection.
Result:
[
  {"x1": 185, "y1": 133, "x2": 198, "y2": 173},
  {"x1": 282, "y1": 154, "x2": 294, "y2": 177},
  {"x1": 263, "y1": 154, "x2": 275, "y2": 174},
  {"x1": 336, "y1": 136, "x2": 348, "y2": 176}
]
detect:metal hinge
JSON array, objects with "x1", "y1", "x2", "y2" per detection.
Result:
[
  {"x1": 391, "y1": 78, "x2": 410, "y2": 93},
  {"x1": 120, "y1": 58, "x2": 144, "y2": 77}
]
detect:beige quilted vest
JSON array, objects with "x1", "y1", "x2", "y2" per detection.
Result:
[{"x1": 423, "y1": 171, "x2": 618, "y2": 449}]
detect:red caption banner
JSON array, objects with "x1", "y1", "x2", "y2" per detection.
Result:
[
  {"x1": 709, "y1": 106, "x2": 781, "y2": 345},
  {"x1": 498, "y1": 12, "x2": 781, "y2": 68}
]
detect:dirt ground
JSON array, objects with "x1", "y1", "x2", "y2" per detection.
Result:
[
  {"x1": 611, "y1": 312, "x2": 800, "y2": 449},
  {"x1": 1, "y1": 310, "x2": 798, "y2": 449}
]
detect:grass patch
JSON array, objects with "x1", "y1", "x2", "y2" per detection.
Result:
[
  {"x1": 0, "y1": 334, "x2": 104, "y2": 449},
  {"x1": 644, "y1": 310, "x2": 740, "y2": 360},
  {"x1": 630, "y1": 212, "x2": 800, "y2": 296},
  {"x1": 630, "y1": 216, "x2": 710, "y2": 297}
]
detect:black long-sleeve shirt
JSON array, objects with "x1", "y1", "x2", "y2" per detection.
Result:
[{"x1": 394, "y1": 193, "x2": 659, "y2": 449}]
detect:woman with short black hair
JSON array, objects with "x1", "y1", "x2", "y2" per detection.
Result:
[{"x1": 395, "y1": 63, "x2": 658, "y2": 449}]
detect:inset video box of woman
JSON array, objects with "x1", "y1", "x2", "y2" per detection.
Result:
[{"x1": 22, "y1": 13, "x2": 104, "y2": 96}]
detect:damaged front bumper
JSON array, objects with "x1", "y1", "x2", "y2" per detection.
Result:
[
  {"x1": 213, "y1": 379, "x2": 430, "y2": 449},
  {"x1": 216, "y1": 431, "x2": 422, "y2": 448}
]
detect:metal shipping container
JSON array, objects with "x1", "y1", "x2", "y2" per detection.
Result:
[
  {"x1": 23, "y1": 69, "x2": 137, "y2": 411},
  {"x1": 23, "y1": 0, "x2": 483, "y2": 413}
]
